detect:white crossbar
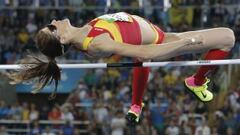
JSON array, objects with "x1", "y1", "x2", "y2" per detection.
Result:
[
  {"x1": 0, "y1": 59, "x2": 239, "y2": 70},
  {"x1": 143, "y1": 59, "x2": 240, "y2": 67}
]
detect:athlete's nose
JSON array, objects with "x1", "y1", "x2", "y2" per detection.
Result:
[
  {"x1": 51, "y1": 19, "x2": 56, "y2": 24},
  {"x1": 62, "y1": 18, "x2": 70, "y2": 23}
]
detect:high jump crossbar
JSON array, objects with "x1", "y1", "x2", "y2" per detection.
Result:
[{"x1": 0, "y1": 59, "x2": 240, "y2": 70}]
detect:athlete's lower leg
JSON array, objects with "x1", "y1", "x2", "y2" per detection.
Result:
[
  {"x1": 132, "y1": 67, "x2": 149, "y2": 106},
  {"x1": 126, "y1": 67, "x2": 149, "y2": 124},
  {"x1": 187, "y1": 28, "x2": 235, "y2": 85},
  {"x1": 194, "y1": 49, "x2": 230, "y2": 85},
  {"x1": 183, "y1": 28, "x2": 235, "y2": 102}
]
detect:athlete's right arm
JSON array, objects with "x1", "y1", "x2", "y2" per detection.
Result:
[{"x1": 89, "y1": 33, "x2": 202, "y2": 61}]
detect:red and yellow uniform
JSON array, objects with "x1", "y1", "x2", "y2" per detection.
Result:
[
  {"x1": 82, "y1": 13, "x2": 166, "y2": 118},
  {"x1": 82, "y1": 12, "x2": 165, "y2": 52}
]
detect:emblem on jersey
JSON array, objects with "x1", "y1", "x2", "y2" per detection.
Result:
[{"x1": 98, "y1": 12, "x2": 132, "y2": 23}]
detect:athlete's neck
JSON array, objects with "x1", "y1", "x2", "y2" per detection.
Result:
[{"x1": 63, "y1": 25, "x2": 91, "y2": 49}]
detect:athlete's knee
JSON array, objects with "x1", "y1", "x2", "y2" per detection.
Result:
[{"x1": 219, "y1": 27, "x2": 235, "y2": 49}]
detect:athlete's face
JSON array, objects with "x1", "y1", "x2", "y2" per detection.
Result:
[
  {"x1": 50, "y1": 19, "x2": 71, "y2": 35},
  {"x1": 41, "y1": 19, "x2": 71, "y2": 38},
  {"x1": 39, "y1": 19, "x2": 72, "y2": 54},
  {"x1": 41, "y1": 18, "x2": 72, "y2": 46}
]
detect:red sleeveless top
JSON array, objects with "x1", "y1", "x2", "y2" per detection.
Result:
[{"x1": 82, "y1": 12, "x2": 165, "y2": 52}]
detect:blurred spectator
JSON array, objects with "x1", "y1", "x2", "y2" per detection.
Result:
[
  {"x1": 0, "y1": 126, "x2": 9, "y2": 135},
  {"x1": 73, "y1": 128, "x2": 80, "y2": 135},
  {"x1": 168, "y1": 0, "x2": 194, "y2": 30},
  {"x1": 88, "y1": 119, "x2": 103, "y2": 135},
  {"x1": 61, "y1": 107, "x2": 74, "y2": 122},
  {"x1": 84, "y1": 69, "x2": 97, "y2": 88},
  {"x1": 74, "y1": 109, "x2": 89, "y2": 121},
  {"x1": 17, "y1": 29, "x2": 30, "y2": 45},
  {"x1": 116, "y1": 82, "x2": 130, "y2": 102},
  {"x1": 9, "y1": 102, "x2": 22, "y2": 120},
  {"x1": 93, "y1": 102, "x2": 108, "y2": 123},
  {"x1": 165, "y1": 119, "x2": 180, "y2": 135},
  {"x1": 135, "y1": 125, "x2": 146, "y2": 135},
  {"x1": 225, "y1": 112, "x2": 236, "y2": 134},
  {"x1": 235, "y1": 108, "x2": 240, "y2": 132},
  {"x1": 39, "y1": 104, "x2": 49, "y2": 120},
  {"x1": 110, "y1": 110, "x2": 126, "y2": 135},
  {"x1": 214, "y1": 110, "x2": 227, "y2": 135},
  {"x1": 41, "y1": 126, "x2": 56, "y2": 135},
  {"x1": 210, "y1": 0, "x2": 228, "y2": 26},
  {"x1": 228, "y1": 88, "x2": 240, "y2": 112},
  {"x1": 194, "y1": 102, "x2": 207, "y2": 115},
  {"x1": 211, "y1": 127, "x2": 219, "y2": 135},
  {"x1": 60, "y1": 121, "x2": 74, "y2": 135},
  {"x1": 29, "y1": 103, "x2": 39, "y2": 121},
  {"x1": 226, "y1": 127, "x2": 234, "y2": 135},
  {"x1": 180, "y1": 120, "x2": 192, "y2": 135},
  {"x1": 234, "y1": 18, "x2": 240, "y2": 42},
  {"x1": 194, "y1": 121, "x2": 210, "y2": 135},
  {"x1": 150, "y1": 98, "x2": 165, "y2": 134},
  {"x1": 26, "y1": 20, "x2": 38, "y2": 34},
  {"x1": 188, "y1": 118, "x2": 197, "y2": 135},
  {"x1": 48, "y1": 106, "x2": 62, "y2": 120},
  {"x1": 102, "y1": 85, "x2": 113, "y2": 102},
  {"x1": 22, "y1": 102, "x2": 30, "y2": 120},
  {"x1": 30, "y1": 120, "x2": 42, "y2": 135},
  {"x1": 0, "y1": 100, "x2": 10, "y2": 119}
]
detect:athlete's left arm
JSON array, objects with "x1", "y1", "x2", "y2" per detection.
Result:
[{"x1": 89, "y1": 33, "x2": 201, "y2": 60}]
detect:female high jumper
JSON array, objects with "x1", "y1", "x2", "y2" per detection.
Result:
[{"x1": 9, "y1": 12, "x2": 235, "y2": 124}]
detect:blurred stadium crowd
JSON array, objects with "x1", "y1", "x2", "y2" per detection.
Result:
[{"x1": 0, "y1": 0, "x2": 240, "y2": 135}]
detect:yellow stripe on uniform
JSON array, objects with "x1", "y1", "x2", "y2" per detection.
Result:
[
  {"x1": 94, "y1": 20, "x2": 123, "y2": 43},
  {"x1": 82, "y1": 20, "x2": 123, "y2": 51},
  {"x1": 83, "y1": 37, "x2": 94, "y2": 50},
  {"x1": 149, "y1": 24, "x2": 159, "y2": 44}
]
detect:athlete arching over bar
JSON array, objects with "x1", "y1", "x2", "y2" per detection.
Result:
[{"x1": 9, "y1": 12, "x2": 235, "y2": 124}]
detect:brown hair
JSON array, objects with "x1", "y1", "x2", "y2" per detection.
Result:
[{"x1": 9, "y1": 29, "x2": 64, "y2": 100}]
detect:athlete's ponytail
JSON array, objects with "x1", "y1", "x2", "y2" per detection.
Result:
[
  {"x1": 9, "y1": 56, "x2": 61, "y2": 100},
  {"x1": 8, "y1": 27, "x2": 68, "y2": 100}
]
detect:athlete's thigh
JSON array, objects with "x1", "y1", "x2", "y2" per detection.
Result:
[
  {"x1": 162, "y1": 33, "x2": 181, "y2": 43},
  {"x1": 176, "y1": 28, "x2": 235, "y2": 52},
  {"x1": 162, "y1": 32, "x2": 207, "y2": 54}
]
